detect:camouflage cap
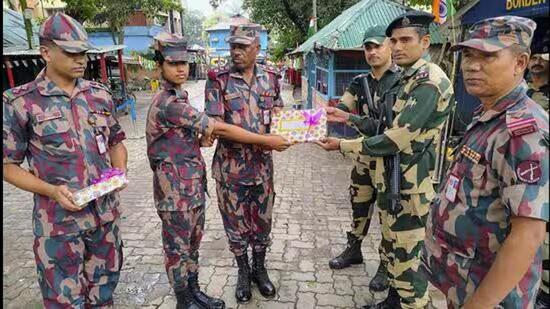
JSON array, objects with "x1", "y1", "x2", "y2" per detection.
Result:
[
  {"x1": 386, "y1": 11, "x2": 434, "y2": 36},
  {"x1": 226, "y1": 23, "x2": 261, "y2": 45},
  {"x1": 363, "y1": 25, "x2": 387, "y2": 45},
  {"x1": 451, "y1": 16, "x2": 536, "y2": 52},
  {"x1": 153, "y1": 32, "x2": 188, "y2": 62},
  {"x1": 39, "y1": 12, "x2": 95, "y2": 53}
]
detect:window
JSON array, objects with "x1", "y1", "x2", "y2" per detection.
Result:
[
  {"x1": 334, "y1": 72, "x2": 359, "y2": 96},
  {"x1": 334, "y1": 52, "x2": 369, "y2": 70},
  {"x1": 315, "y1": 68, "x2": 328, "y2": 95}
]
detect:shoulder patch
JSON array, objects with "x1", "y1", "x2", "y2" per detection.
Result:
[
  {"x1": 207, "y1": 66, "x2": 229, "y2": 80},
  {"x1": 4, "y1": 82, "x2": 36, "y2": 102},
  {"x1": 506, "y1": 105, "x2": 538, "y2": 137},
  {"x1": 262, "y1": 64, "x2": 281, "y2": 77}
]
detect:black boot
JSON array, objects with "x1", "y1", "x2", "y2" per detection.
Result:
[
  {"x1": 328, "y1": 232, "x2": 363, "y2": 269},
  {"x1": 251, "y1": 250, "x2": 276, "y2": 298},
  {"x1": 188, "y1": 272, "x2": 225, "y2": 309},
  {"x1": 175, "y1": 286, "x2": 205, "y2": 309},
  {"x1": 369, "y1": 262, "x2": 390, "y2": 292},
  {"x1": 536, "y1": 289, "x2": 549, "y2": 309},
  {"x1": 361, "y1": 287, "x2": 401, "y2": 309},
  {"x1": 235, "y1": 253, "x2": 252, "y2": 303}
]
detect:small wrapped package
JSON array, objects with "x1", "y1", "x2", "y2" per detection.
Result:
[
  {"x1": 73, "y1": 168, "x2": 128, "y2": 207},
  {"x1": 271, "y1": 108, "x2": 327, "y2": 143}
]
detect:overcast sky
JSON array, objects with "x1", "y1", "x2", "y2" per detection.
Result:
[{"x1": 185, "y1": 0, "x2": 246, "y2": 17}]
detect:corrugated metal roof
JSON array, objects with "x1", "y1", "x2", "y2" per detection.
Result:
[
  {"x1": 3, "y1": 7, "x2": 40, "y2": 49},
  {"x1": 3, "y1": 45, "x2": 127, "y2": 56},
  {"x1": 291, "y1": 0, "x2": 443, "y2": 54}
]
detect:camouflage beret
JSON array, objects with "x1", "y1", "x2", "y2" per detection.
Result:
[
  {"x1": 39, "y1": 12, "x2": 95, "y2": 53},
  {"x1": 153, "y1": 32, "x2": 188, "y2": 62},
  {"x1": 451, "y1": 15, "x2": 536, "y2": 52},
  {"x1": 226, "y1": 23, "x2": 261, "y2": 45},
  {"x1": 363, "y1": 25, "x2": 387, "y2": 45},
  {"x1": 386, "y1": 11, "x2": 434, "y2": 36}
]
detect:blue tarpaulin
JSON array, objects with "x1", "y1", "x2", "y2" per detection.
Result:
[{"x1": 462, "y1": 0, "x2": 548, "y2": 25}]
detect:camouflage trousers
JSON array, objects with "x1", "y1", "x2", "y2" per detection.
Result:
[
  {"x1": 378, "y1": 192, "x2": 430, "y2": 309},
  {"x1": 348, "y1": 160, "x2": 377, "y2": 240},
  {"x1": 157, "y1": 208, "x2": 205, "y2": 291},
  {"x1": 33, "y1": 219, "x2": 123, "y2": 308},
  {"x1": 215, "y1": 179, "x2": 275, "y2": 256}
]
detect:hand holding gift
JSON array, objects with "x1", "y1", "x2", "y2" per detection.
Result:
[
  {"x1": 271, "y1": 108, "x2": 328, "y2": 143},
  {"x1": 73, "y1": 168, "x2": 129, "y2": 208}
]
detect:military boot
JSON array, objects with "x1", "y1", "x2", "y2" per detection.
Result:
[
  {"x1": 235, "y1": 253, "x2": 252, "y2": 303},
  {"x1": 251, "y1": 250, "x2": 276, "y2": 298},
  {"x1": 188, "y1": 272, "x2": 225, "y2": 309},
  {"x1": 175, "y1": 286, "x2": 205, "y2": 309},
  {"x1": 328, "y1": 232, "x2": 363, "y2": 269},
  {"x1": 361, "y1": 287, "x2": 401, "y2": 309},
  {"x1": 369, "y1": 262, "x2": 389, "y2": 292},
  {"x1": 536, "y1": 290, "x2": 549, "y2": 309}
]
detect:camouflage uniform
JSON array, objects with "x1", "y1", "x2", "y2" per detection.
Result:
[
  {"x1": 336, "y1": 62, "x2": 400, "y2": 240},
  {"x1": 204, "y1": 45, "x2": 283, "y2": 257},
  {"x1": 145, "y1": 33, "x2": 214, "y2": 291},
  {"x1": 422, "y1": 16, "x2": 549, "y2": 309},
  {"x1": 339, "y1": 13, "x2": 453, "y2": 308},
  {"x1": 2, "y1": 13, "x2": 125, "y2": 308}
]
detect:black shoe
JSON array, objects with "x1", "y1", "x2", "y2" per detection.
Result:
[
  {"x1": 361, "y1": 287, "x2": 401, "y2": 309},
  {"x1": 328, "y1": 232, "x2": 363, "y2": 269},
  {"x1": 175, "y1": 286, "x2": 205, "y2": 309},
  {"x1": 536, "y1": 290, "x2": 550, "y2": 309},
  {"x1": 235, "y1": 253, "x2": 252, "y2": 303},
  {"x1": 369, "y1": 262, "x2": 390, "y2": 292},
  {"x1": 251, "y1": 250, "x2": 276, "y2": 298},
  {"x1": 188, "y1": 272, "x2": 225, "y2": 309}
]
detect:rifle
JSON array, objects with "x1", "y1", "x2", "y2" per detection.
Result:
[
  {"x1": 360, "y1": 76, "x2": 378, "y2": 119},
  {"x1": 382, "y1": 93, "x2": 403, "y2": 216}
]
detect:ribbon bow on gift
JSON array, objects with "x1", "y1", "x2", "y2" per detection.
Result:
[
  {"x1": 301, "y1": 109, "x2": 324, "y2": 141},
  {"x1": 91, "y1": 168, "x2": 125, "y2": 185}
]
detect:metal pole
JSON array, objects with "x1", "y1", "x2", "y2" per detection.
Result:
[
  {"x1": 19, "y1": 0, "x2": 34, "y2": 49},
  {"x1": 180, "y1": 9, "x2": 185, "y2": 36},
  {"x1": 5, "y1": 59, "x2": 16, "y2": 88},
  {"x1": 312, "y1": 0, "x2": 317, "y2": 32},
  {"x1": 169, "y1": 10, "x2": 175, "y2": 34},
  {"x1": 100, "y1": 54, "x2": 108, "y2": 84}
]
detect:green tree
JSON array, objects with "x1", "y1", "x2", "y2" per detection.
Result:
[
  {"x1": 62, "y1": 0, "x2": 101, "y2": 23},
  {"x1": 182, "y1": 10, "x2": 206, "y2": 46}
]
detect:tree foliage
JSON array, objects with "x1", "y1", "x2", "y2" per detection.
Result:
[
  {"x1": 182, "y1": 10, "x2": 206, "y2": 46},
  {"x1": 243, "y1": 0, "x2": 360, "y2": 60}
]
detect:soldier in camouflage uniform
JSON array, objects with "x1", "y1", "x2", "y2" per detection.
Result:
[
  {"x1": 3, "y1": 13, "x2": 128, "y2": 308},
  {"x1": 204, "y1": 24, "x2": 283, "y2": 304},
  {"x1": 421, "y1": 16, "x2": 549, "y2": 309},
  {"x1": 329, "y1": 25, "x2": 400, "y2": 293},
  {"x1": 146, "y1": 32, "x2": 289, "y2": 309},
  {"x1": 527, "y1": 53, "x2": 549, "y2": 111},
  {"x1": 317, "y1": 12, "x2": 453, "y2": 308}
]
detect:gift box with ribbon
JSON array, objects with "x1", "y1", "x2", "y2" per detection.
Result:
[
  {"x1": 271, "y1": 108, "x2": 327, "y2": 143},
  {"x1": 73, "y1": 168, "x2": 128, "y2": 207}
]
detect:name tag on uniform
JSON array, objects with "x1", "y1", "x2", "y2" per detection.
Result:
[
  {"x1": 96, "y1": 134, "x2": 107, "y2": 154},
  {"x1": 263, "y1": 109, "x2": 271, "y2": 125},
  {"x1": 445, "y1": 173, "x2": 460, "y2": 202}
]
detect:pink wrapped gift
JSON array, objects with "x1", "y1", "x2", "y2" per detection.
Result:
[
  {"x1": 73, "y1": 168, "x2": 128, "y2": 207},
  {"x1": 271, "y1": 108, "x2": 327, "y2": 143}
]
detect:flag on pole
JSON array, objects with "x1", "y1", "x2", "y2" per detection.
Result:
[
  {"x1": 433, "y1": 0, "x2": 455, "y2": 24},
  {"x1": 307, "y1": 17, "x2": 317, "y2": 38}
]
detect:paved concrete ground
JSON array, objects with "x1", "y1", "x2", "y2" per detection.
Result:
[{"x1": 2, "y1": 80, "x2": 446, "y2": 308}]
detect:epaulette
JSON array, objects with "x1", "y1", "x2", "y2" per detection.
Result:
[
  {"x1": 261, "y1": 64, "x2": 281, "y2": 76},
  {"x1": 506, "y1": 103, "x2": 538, "y2": 137},
  {"x1": 207, "y1": 66, "x2": 229, "y2": 81},
  {"x1": 88, "y1": 81, "x2": 111, "y2": 94},
  {"x1": 3, "y1": 82, "x2": 36, "y2": 102},
  {"x1": 413, "y1": 68, "x2": 430, "y2": 81}
]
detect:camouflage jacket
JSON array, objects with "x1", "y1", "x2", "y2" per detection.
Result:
[
  {"x1": 3, "y1": 69, "x2": 126, "y2": 237},
  {"x1": 204, "y1": 64, "x2": 283, "y2": 185},
  {"x1": 146, "y1": 79, "x2": 214, "y2": 211},
  {"x1": 527, "y1": 82, "x2": 549, "y2": 111},
  {"x1": 423, "y1": 82, "x2": 549, "y2": 307},
  {"x1": 339, "y1": 58, "x2": 453, "y2": 195}
]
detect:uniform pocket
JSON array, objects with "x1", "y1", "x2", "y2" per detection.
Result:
[
  {"x1": 33, "y1": 116, "x2": 73, "y2": 157},
  {"x1": 153, "y1": 162, "x2": 180, "y2": 206},
  {"x1": 178, "y1": 178, "x2": 205, "y2": 210}
]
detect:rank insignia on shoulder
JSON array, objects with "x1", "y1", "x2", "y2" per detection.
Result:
[
  {"x1": 507, "y1": 117, "x2": 538, "y2": 137},
  {"x1": 516, "y1": 160, "x2": 541, "y2": 183},
  {"x1": 224, "y1": 92, "x2": 241, "y2": 101},
  {"x1": 414, "y1": 70, "x2": 429, "y2": 80}
]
